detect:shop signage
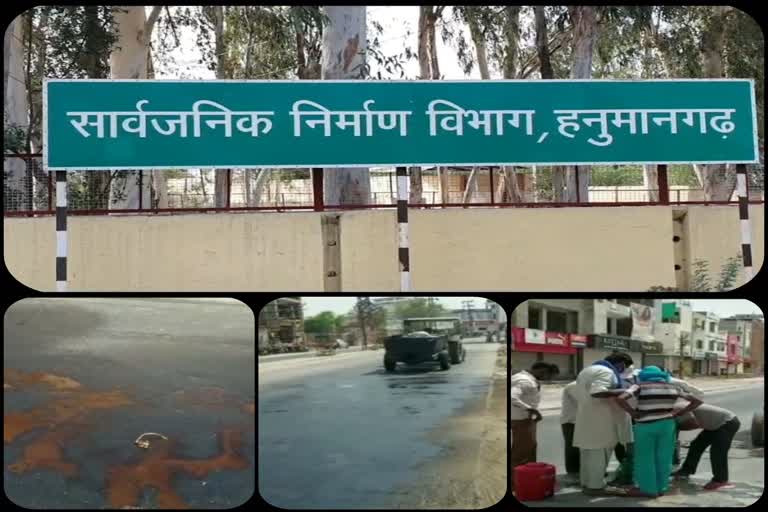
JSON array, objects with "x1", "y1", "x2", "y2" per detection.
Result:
[
  {"x1": 693, "y1": 351, "x2": 706, "y2": 359},
  {"x1": 640, "y1": 341, "x2": 664, "y2": 353},
  {"x1": 546, "y1": 332, "x2": 568, "y2": 345},
  {"x1": 525, "y1": 328, "x2": 546, "y2": 344},
  {"x1": 591, "y1": 334, "x2": 632, "y2": 351},
  {"x1": 569, "y1": 334, "x2": 588, "y2": 348},
  {"x1": 705, "y1": 352, "x2": 718, "y2": 360}
]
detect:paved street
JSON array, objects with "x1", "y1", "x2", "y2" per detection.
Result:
[
  {"x1": 4, "y1": 298, "x2": 255, "y2": 509},
  {"x1": 258, "y1": 337, "x2": 506, "y2": 509},
  {"x1": 520, "y1": 380, "x2": 764, "y2": 507}
]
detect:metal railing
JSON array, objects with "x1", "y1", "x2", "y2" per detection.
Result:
[{"x1": 4, "y1": 154, "x2": 764, "y2": 216}]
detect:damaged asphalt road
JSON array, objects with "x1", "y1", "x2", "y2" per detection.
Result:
[
  {"x1": 3, "y1": 298, "x2": 255, "y2": 509},
  {"x1": 258, "y1": 337, "x2": 507, "y2": 509}
]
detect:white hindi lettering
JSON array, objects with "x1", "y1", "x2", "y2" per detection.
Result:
[
  {"x1": 708, "y1": 109, "x2": 736, "y2": 135},
  {"x1": 611, "y1": 110, "x2": 649, "y2": 135},
  {"x1": 291, "y1": 99, "x2": 411, "y2": 137},
  {"x1": 426, "y1": 100, "x2": 466, "y2": 136},
  {"x1": 553, "y1": 108, "x2": 737, "y2": 144},
  {"x1": 67, "y1": 100, "x2": 275, "y2": 139},
  {"x1": 580, "y1": 111, "x2": 613, "y2": 146},
  {"x1": 426, "y1": 100, "x2": 534, "y2": 137},
  {"x1": 66, "y1": 112, "x2": 118, "y2": 138},
  {"x1": 121, "y1": 100, "x2": 149, "y2": 138},
  {"x1": 192, "y1": 100, "x2": 233, "y2": 137},
  {"x1": 554, "y1": 111, "x2": 581, "y2": 139},
  {"x1": 364, "y1": 100, "x2": 411, "y2": 136},
  {"x1": 290, "y1": 100, "x2": 333, "y2": 137},
  {"x1": 235, "y1": 113, "x2": 273, "y2": 137}
]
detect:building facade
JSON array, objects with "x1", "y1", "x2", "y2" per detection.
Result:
[
  {"x1": 258, "y1": 297, "x2": 304, "y2": 350},
  {"x1": 511, "y1": 299, "x2": 662, "y2": 379},
  {"x1": 719, "y1": 314, "x2": 763, "y2": 374}
]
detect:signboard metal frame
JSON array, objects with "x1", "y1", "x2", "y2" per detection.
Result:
[{"x1": 43, "y1": 78, "x2": 760, "y2": 171}]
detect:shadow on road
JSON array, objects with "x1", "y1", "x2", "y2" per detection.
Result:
[{"x1": 5, "y1": 300, "x2": 108, "y2": 340}]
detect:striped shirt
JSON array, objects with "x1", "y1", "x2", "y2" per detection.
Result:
[{"x1": 624, "y1": 382, "x2": 681, "y2": 423}]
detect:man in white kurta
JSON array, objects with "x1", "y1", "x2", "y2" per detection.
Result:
[{"x1": 573, "y1": 358, "x2": 634, "y2": 493}]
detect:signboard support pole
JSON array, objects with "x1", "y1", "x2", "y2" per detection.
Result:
[
  {"x1": 574, "y1": 166, "x2": 581, "y2": 203},
  {"x1": 657, "y1": 164, "x2": 669, "y2": 204},
  {"x1": 735, "y1": 163, "x2": 753, "y2": 282},
  {"x1": 396, "y1": 166, "x2": 411, "y2": 292},
  {"x1": 138, "y1": 170, "x2": 143, "y2": 210},
  {"x1": 55, "y1": 170, "x2": 68, "y2": 292},
  {"x1": 226, "y1": 169, "x2": 231, "y2": 209},
  {"x1": 489, "y1": 167, "x2": 495, "y2": 205},
  {"x1": 312, "y1": 168, "x2": 324, "y2": 212}
]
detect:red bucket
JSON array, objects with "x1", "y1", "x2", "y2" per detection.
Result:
[{"x1": 513, "y1": 462, "x2": 556, "y2": 501}]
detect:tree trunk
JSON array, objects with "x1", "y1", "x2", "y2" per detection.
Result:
[
  {"x1": 498, "y1": 7, "x2": 524, "y2": 202},
  {"x1": 417, "y1": 7, "x2": 431, "y2": 79},
  {"x1": 565, "y1": 6, "x2": 598, "y2": 203},
  {"x1": 640, "y1": 21, "x2": 658, "y2": 200},
  {"x1": 213, "y1": 6, "x2": 229, "y2": 208},
  {"x1": 244, "y1": 169, "x2": 252, "y2": 205},
  {"x1": 534, "y1": 6, "x2": 554, "y2": 79},
  {"x1": 697, "y1": 6, "x2": 736, "y2": 201},
  {"x1": 321, "y1": 6, "x2": 370, "y2": 206},
  {"x1": 438, "y1": 166, "x2": 450, "y2": 204},
  {"x1": 4, "y1": 16, "x2": 29, "y2": 211},
  {"x1": 502, "y1": 166, "x2": 524, "y2": 202},
  {"x1": 426, "y1": 8, "x2": 441, "y2": 79},
  {"x1": 643, "y1": 165, "x2": 660, "y2": 202},
  {"x1": 502, "y1": 7, "x2": 521, "y2": 79},
  {"x1": 108, "y1": 6, "x2": 161, "y2": 210},
  {"x1": 462, "y1": 167, "x2": 478, "y2": 203},
  {"x1": 82, "y1": 6, "x2": 110, "y2": 209},
  {"x1": 465, "y1": 9, "x2": 490, "y2": 79},
  {"x1": 409, "y1": 167, "x2": 423, "y2": 204},
  {"x1": 252, "y1": 169, "x2": 271, "y2": 206}
]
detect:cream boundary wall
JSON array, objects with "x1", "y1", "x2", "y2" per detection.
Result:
[
  {"x1": 5, "y1": 205, "x2": 763, "y2": 291},
  {"x1": 4, "y1": 213, "x2": 324, "y2": 291},
  {"x1": 684, "y1": 205, "x2": 764, "y2": 288}
]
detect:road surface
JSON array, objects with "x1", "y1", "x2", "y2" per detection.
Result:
[
  {"x1": 4, "y1": 298, "x2": 255, "y2": 509},
  {"x1": 522, "y1": 381, "x2": 764, "y2": 507},
  {"x1": 258, "y1": 336, "x2": 506, "y2": 509}
]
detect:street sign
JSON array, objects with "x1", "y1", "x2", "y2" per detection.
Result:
[{"x1": 44, "y1": 79, "x2": 759, "y2": 170}]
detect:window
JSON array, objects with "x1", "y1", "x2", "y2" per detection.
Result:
[
  {"x1": 719, "y1": 343, "x2": 726, "y2": 352},
  {"x1": 529, "y1": 307, "x2": 542, "y2": 329},
  {"x1": 547, "y1": 310, "x2": 568, "y2": 332},
  {"x1": 696, "y1": 340, "x2": 704, "y2": 349},
  {"x1": 709, "y1": 322, "x2": 716, "y2": 333},
  {"x1": 709, "y1": 341, "x2": 715, "y2": 351}
]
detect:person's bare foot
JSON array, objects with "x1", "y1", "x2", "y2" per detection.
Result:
[{"x1": 625, "y1": 487, "x2": 658, "y2": 498}]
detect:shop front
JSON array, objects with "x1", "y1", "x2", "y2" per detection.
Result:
[
  {"x1": 639, "y1": 341, "x2": 665, "y2": 368},
  {"x1": 705, "y1": 352, "x2": 719, "y2": 375},
  {"x1": 511, "y1": 327, "x2": 578, "y2": 378},
  {"x1": 692, "y1": 350, "x2": 706, "y2": 375},
  {"x1": 583, "y1": 334, "x2": 642, "y2": 373}
]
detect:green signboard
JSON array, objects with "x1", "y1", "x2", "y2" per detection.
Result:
[
  {"x1": 44, "y1": 79, "x2": 759, "y2": 170},
  {"x1": 662, "y1": 302, "x2": 679, "y2": 321}
]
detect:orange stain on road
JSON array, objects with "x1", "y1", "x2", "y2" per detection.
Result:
[
  {"x1": 106, "y1": 430, "x2": 249, "y2": 509},
  {"x1": 4, "y1": 369, "x2": 82, "y2": 390},
  {"x1": 8, "y1": 429, "x2": 79, "y2": 476}
]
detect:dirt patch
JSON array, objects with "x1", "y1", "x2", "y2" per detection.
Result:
[{"x1": 393, "y1": 345, "x2": 508, "y2": 509}]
